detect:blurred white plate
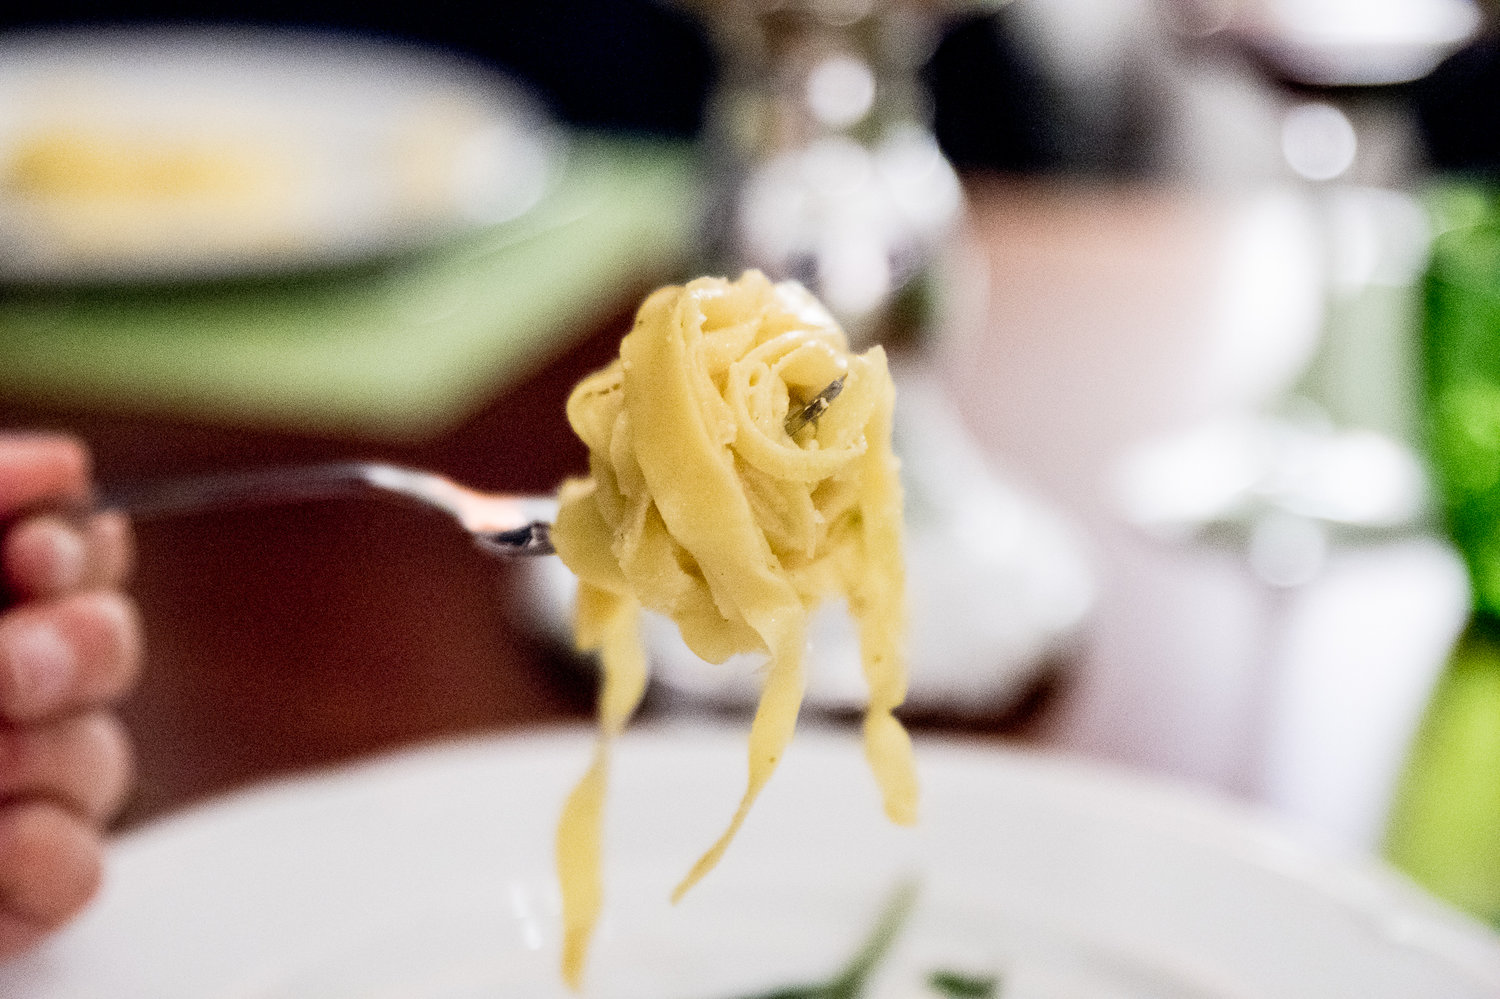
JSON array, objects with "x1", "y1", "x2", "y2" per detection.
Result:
[
  {"x1": 3, "y1": 725, "x2": 1498, "y2": 998},
  {"x1": 1220, "y1": 0, "x2": 1481, "y2": 86},
  {"x1": 0, "y1": 28, "x2": 560, "y2": 283}
]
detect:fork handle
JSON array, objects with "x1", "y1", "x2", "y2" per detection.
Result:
[
  {"x1": 100, "y1": 463, "x2": 558, "y2": 557},
  {"x1": 100, "y1": 463, "x2": 379, "y2": 519}
]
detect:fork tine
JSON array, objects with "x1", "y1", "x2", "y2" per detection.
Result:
[{"x1": 784, "y1": 376, "x2": 846, "y2": 437}]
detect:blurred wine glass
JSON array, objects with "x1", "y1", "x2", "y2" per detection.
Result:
[
  {"x1": 1126, "y1": 0, "x2": 1480, "y2": 573},
  {"x1": 1116, "y1": 0, "x2": 1479, "y2": 801},
  {"x1": 681, "y1": 0, "x2": 985, "y2": 338}
]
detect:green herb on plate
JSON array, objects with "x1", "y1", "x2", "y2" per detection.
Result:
[
  {"x1": 731, "y1": 880, "x2": 918, "y2": 999},
  {"x1": 926, "y1": 968, "x2": 1002, "y2": 997},
  {"x1": 725, "y1": 881, "x2": 1003, "y2": 998}
]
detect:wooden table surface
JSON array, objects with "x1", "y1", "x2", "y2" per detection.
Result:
[{"x1": 0, "y1": 177, "x2": 1465, "y2": 853}]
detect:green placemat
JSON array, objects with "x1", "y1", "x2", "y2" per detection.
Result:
[{"x1": 0, "y1": 135, "x2": 703, "y2": 441}]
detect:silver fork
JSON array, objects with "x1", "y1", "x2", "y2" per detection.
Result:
[
  {"x1": 99, "y1": 381, "x2": 846, "y2": 558},
  {"x1": 102, "y1": 463, "x2": 560, "y2": 557}
]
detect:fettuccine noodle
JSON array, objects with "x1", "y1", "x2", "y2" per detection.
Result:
[{"x1": 551, "y1": 271, "x2": 917, "y2": 987}]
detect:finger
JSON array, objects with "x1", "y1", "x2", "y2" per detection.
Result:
[
  {"x1": 0, "y1": 593, "x2": 142, "y2": 723},
  {"x1": 82, "y1": 511, "x2": 135, "y2": 591},
  {"x1": 3, "y1": 517, "x2": 86, "y2": 599},
  {"x1": 0, "y1": 802, "x2": 103, "y2": 958},
  {"x1": 0, "y1": 715, "x2": 134, "y2": 823},
  {"x1": 4, "y1": 511, "x2": 135, "y2": 601},
  {"x1": 0, "y1": 434, "x2": 90, "y2": 518},
  {"x1": 0, "y1": 910, "x2": 44, "y2": 961}
]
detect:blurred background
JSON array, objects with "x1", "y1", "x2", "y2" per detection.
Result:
[{"x1": 2, "y1": 0, "x2": 1500, "y2": 932}]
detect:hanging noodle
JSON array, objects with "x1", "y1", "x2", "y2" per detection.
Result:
[{"x1": 551, "y1": 271, "x2": 917, "y2": 988}]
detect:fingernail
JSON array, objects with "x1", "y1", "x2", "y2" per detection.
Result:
[{"x1": 2, "y1": 618, "x2": 73, "y2": 715}]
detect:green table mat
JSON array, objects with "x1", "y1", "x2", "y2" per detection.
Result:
[{"x1": 0, "y1": 136, "x2": 702, "y2": 441}]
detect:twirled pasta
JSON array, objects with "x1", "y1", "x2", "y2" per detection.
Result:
[{"x1": 551, "y1": 271, "x2": 917, "y2": 987}]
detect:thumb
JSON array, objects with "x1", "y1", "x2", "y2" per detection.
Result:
[{"x1": 0, "y1": 435, "x2": 90, "y2": 518}]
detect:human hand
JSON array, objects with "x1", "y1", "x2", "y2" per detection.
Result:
[{"x1": 0, "y1": 433, "x2": 140, "y2": 958}]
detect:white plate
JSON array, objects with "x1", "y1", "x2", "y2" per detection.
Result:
[
  {"x1": 3, "y1": 725, "x2": 1498, "y2": 998},
  {"x1": 0, "y1": 28, "x2": 560, "y2": 283}
]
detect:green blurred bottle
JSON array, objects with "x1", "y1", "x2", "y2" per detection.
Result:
[{"x1": 1386, "y1": 201, "x2": 1500, "y2": 927}]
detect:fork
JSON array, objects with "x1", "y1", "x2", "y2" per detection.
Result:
[
  {"x1": 98, "y1": 381, "x2": 847, "y2": 558},
  {"x1": 102, "y1": 462, "x2": 560, "y2": 558}
]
